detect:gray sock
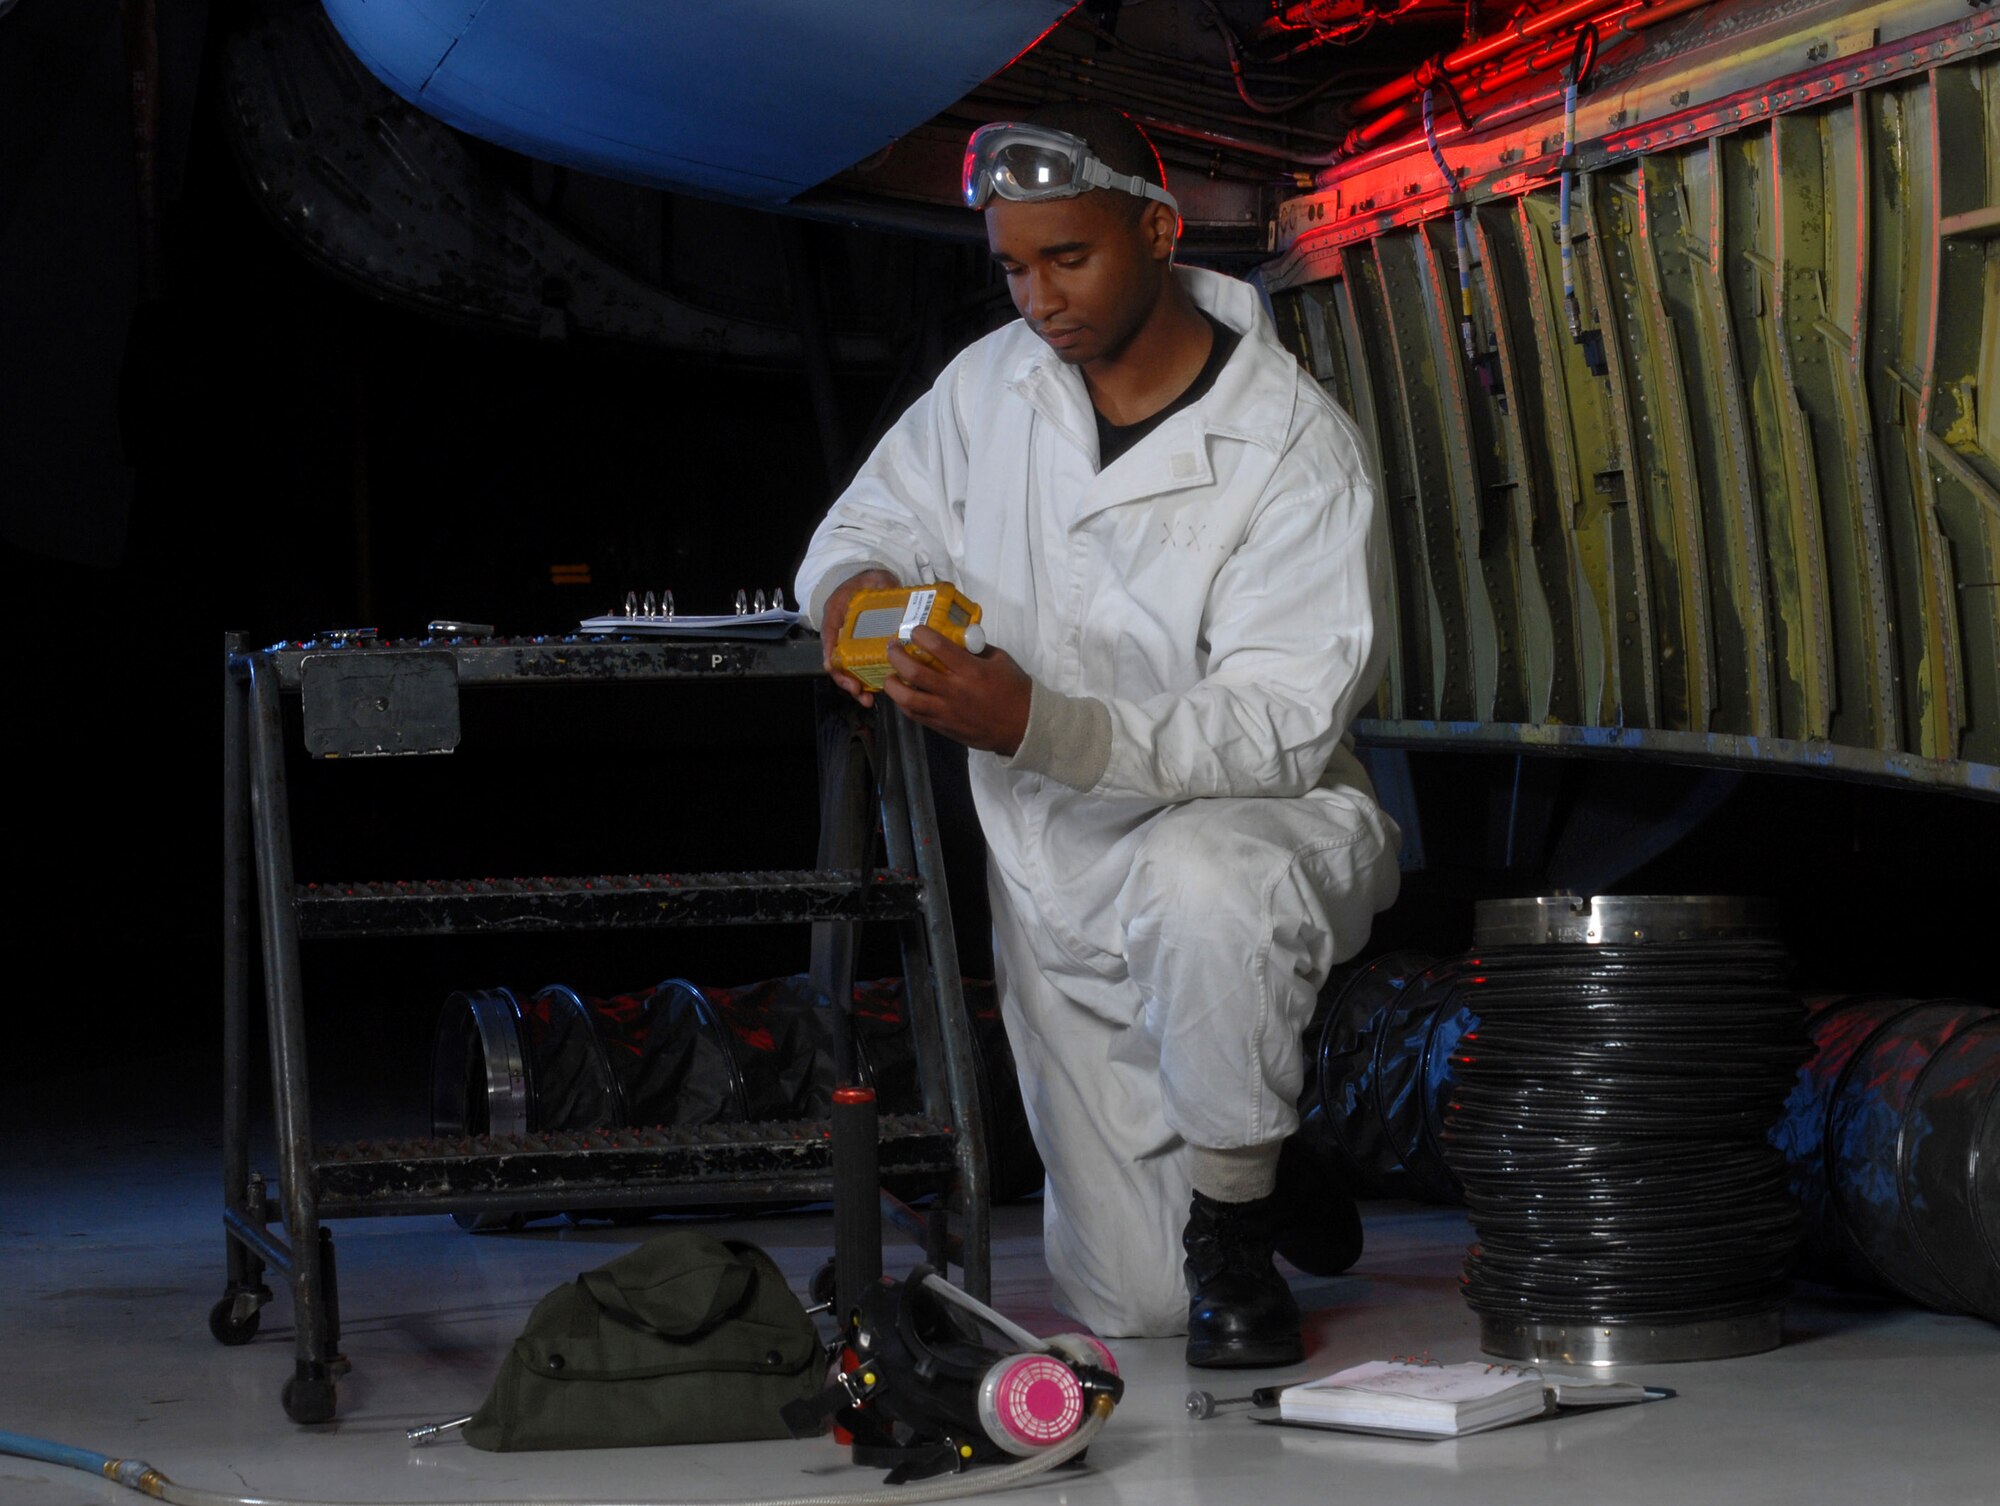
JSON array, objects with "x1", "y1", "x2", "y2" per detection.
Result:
[{"x1": 1190, "y1": 1142, "x2": 1282, "y2": 1204}]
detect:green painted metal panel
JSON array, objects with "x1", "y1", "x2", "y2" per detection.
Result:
[
  {"x1": 1376, "y1": 231, "x2": 1487, "y2": 719},
  {"x1": 1484, "y1": 199, "x2": 1601, "y2": 726},
  {"x1": 1342, "y1": 246, "x2": 1438, "y2": 719},
  {"x1": 1264, "y1": 3, "x2": 2000, "y2": 796},
  {"x1": 1923, "y1": 61, "x2": 2000, "y2": 767},
  {"x1": 1864, "y1": 82, "x2": 1963, "y2": 759}
]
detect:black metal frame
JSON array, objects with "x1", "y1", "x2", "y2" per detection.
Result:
[{"x1": 219, "y1": 631, "x2": 991, "y2": 1422}]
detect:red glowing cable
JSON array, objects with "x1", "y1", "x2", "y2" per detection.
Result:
[
  {"x1": 1346, "y1": 0, "x2": 1628, "y2": 118},
  {"x1": 1337, "y1": 0, "x2": 1722, "y2": 168},
  {"x1": 1337, "y1": 0, "x2": 1678, "y2": 161}
]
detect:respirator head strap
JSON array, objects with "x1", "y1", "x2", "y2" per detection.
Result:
[
  {"x1": 879, "y1": 1438, "x2": 973, "y2": 1485},
  {"x1": 778, "y1": 1363, "x2": 882, "y2": 1439}
]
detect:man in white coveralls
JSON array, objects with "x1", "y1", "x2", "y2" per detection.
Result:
[{"x1": 794, "y1": 103, "x2": 1401, "y2": 1368}]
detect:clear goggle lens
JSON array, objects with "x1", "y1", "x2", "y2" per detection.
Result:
[
  {"x1": 983, "y1": 143, "x2": 1082, "y2": 201},
  {"x1": 962, "y1": 124, "x2": 1177, "y2": 216}
]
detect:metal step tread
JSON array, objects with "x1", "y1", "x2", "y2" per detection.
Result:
[
  {"x1": 310, "y1": 1114, "x2": 958, "y2": 1208},
  {"x1": 293, "y1": 868, "x2": 923, "y2": 936},
  {"x1": 255, "y1": 633, "x2": 825, "y2": 689}
]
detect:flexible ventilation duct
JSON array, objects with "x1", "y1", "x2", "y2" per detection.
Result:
[
  {"x1": 429, "y1": 973, "x2": 1044, "y2": 1228},
  {"x1": 1776, "y1": 995, "x2": 2000, "y2": 1323},
  {"x1": 1298, "y1": 948, "x2": 1465, "y2": 1204},
  {"x1": 1297, "y1": 915, "x2": 2000, "y2": 1333}
]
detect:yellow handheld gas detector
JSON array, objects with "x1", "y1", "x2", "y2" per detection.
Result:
[{"x1": 832, "y1": 583, "x2": 986, "y2": 691}]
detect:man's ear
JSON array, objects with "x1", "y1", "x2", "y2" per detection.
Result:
[{"x1": 1143, "y1": 200, "x2": 1179, "y2": 262}]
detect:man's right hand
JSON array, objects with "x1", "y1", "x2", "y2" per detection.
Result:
[{"x1": 820, "y1": 567, "x2": 901, "y2": 706}]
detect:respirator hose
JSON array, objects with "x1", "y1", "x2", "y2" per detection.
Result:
[{"x1": 2, "y1": 1398, "x2": 1116, "y2": 1506}]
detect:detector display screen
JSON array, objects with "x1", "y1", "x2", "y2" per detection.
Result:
[{"x1": 852, "y1": 606, "x2": 907, "y2": 638}]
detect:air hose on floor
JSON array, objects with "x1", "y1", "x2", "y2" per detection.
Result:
[{"x1": 0, "y1": 1402, "x2": 1114, "y2": 1506}]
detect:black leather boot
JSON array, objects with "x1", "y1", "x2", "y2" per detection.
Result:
[
  {"x1": 1183, "y1": 1188, "x2": 1305, "y2": 1369},
  {"x1": 1270, "y1": 1134, "x2": 1364, "y2": 1278}
]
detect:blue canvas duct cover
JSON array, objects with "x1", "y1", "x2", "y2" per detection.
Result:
[{"x1": 320, "y1": 0, "x2": 1074, "y2": 204}]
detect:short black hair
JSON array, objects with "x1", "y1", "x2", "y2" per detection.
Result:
[{"x1": 1020, "y1": 101, "x2": 1168, "y2": 223}]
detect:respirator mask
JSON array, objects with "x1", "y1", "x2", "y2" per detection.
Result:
[{"x1": 783, "y1": 1265, "x2": 1123, "y2": 1483}]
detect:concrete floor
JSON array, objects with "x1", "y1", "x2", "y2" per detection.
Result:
[{"x1": 4, "y1": 1052, "x2": 1996, "y2": 1506}]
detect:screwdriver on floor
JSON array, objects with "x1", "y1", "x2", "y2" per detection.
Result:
[{"x1": 1185, "y1": 1385, "x2": 1287, "y2": 1419}]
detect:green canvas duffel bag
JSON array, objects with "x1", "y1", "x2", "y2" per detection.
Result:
[{"x1": 464, "y1": 1230, "x2": 827, "y2": 1451}]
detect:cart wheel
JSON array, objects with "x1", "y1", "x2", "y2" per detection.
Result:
[
  {"x1": 282, "y1": 1372, "x2": 337, "y2": 1425},
  {"x1": 208, "y1": 1295, "x2": 262, "y2": 1346}
]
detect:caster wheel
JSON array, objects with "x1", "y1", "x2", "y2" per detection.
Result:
[
  {"x1": 208, "y1": 1294, "x2": 262, "y2": 1346},
  {"x1": 282, "y1": 1372, "x2": 337, "y2": 1425}
]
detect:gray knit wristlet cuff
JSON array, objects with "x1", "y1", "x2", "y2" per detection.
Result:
[
  {"x1": 1004, "y1": 683, "x2": 1113, "y2": 792},
  {"x1": 1190, "y1": 1143, "x2": 1282, "y2": 1204}
]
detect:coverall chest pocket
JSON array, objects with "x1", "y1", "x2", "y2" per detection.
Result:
[{"x1": 1084, "y1": 498, "x2": 1240, "y2": 700}]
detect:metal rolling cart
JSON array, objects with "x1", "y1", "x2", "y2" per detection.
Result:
[{"x1": 218, "y1": 628, "x2": 991, "y2": 1423}]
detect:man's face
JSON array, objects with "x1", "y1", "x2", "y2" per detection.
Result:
[{"x1": 985, "y1": 192, "x2": 1172, "y2": 368}]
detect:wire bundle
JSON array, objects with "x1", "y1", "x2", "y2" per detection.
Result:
[{"x1": 1442, "y1": 942, "x2": 1809, "y2": 1327}]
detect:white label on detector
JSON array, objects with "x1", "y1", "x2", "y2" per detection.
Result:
[{"x1": 898, "y1": 589, "x2": 937, "y2": 641}]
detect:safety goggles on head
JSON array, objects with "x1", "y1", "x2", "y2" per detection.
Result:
[{"x1": 962, "y1": 122, "x2": 1179, "y2": 216}]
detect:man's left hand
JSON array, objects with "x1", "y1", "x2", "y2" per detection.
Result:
[{"x1": 881, "y1": 626, "x2": 1032, "y2": 757}]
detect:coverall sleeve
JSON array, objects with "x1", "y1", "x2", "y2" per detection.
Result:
[
  {"x1": 793, "y1": 362, "x2": 968, "y2": 628},
  {"x1": 1013, "y1": 460, "x2": 1386, "y2": 802}
]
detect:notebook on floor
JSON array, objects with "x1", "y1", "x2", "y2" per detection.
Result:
[{"x1": 1262, "y1": 1358, "x2": 1665, "y2": 1440}]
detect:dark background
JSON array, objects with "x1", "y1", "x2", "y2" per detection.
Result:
[{"x1": 5, "y1": 0, "x2": 1997, "y2": 1119}]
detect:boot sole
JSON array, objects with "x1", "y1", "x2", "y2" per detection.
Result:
[{"x1": 1185, "y1": 1335, "x2": 1305, "y2": 1369}]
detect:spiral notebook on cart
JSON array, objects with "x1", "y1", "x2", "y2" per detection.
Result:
[{"x1": 1268, "y1": 1359, "x2": 1663, "y2": 1440}]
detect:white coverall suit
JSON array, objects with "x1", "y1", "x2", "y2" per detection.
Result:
[{"x1": 796, "y1": 266, "x2": 1401, "y2": 1337}]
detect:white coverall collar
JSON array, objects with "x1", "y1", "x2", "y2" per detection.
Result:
[{"x1": 1001, "y1": 266, "x2": 1299, "y2": 510}]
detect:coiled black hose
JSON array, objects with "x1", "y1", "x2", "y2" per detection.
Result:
[{"x1": 1442, "y1": 941, "x2": 1810, "y2": 1328}]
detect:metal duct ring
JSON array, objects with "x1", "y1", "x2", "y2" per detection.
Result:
[
  {"x1": 649, "y1": 978, "x2": 750, "y2": 1123},
  {"x1": 428, "y1": 987, "x2": 533, "y2": 1232},
  {"x1": 529, "y1": 983, "x2": 629, "y2": 1129},
  {"x1": 430, "y1": 987, "x2": 532, "y2": 1139},
  {"x1": 1473, "y1": 894, "x2": 1779, "y2": 947}
]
